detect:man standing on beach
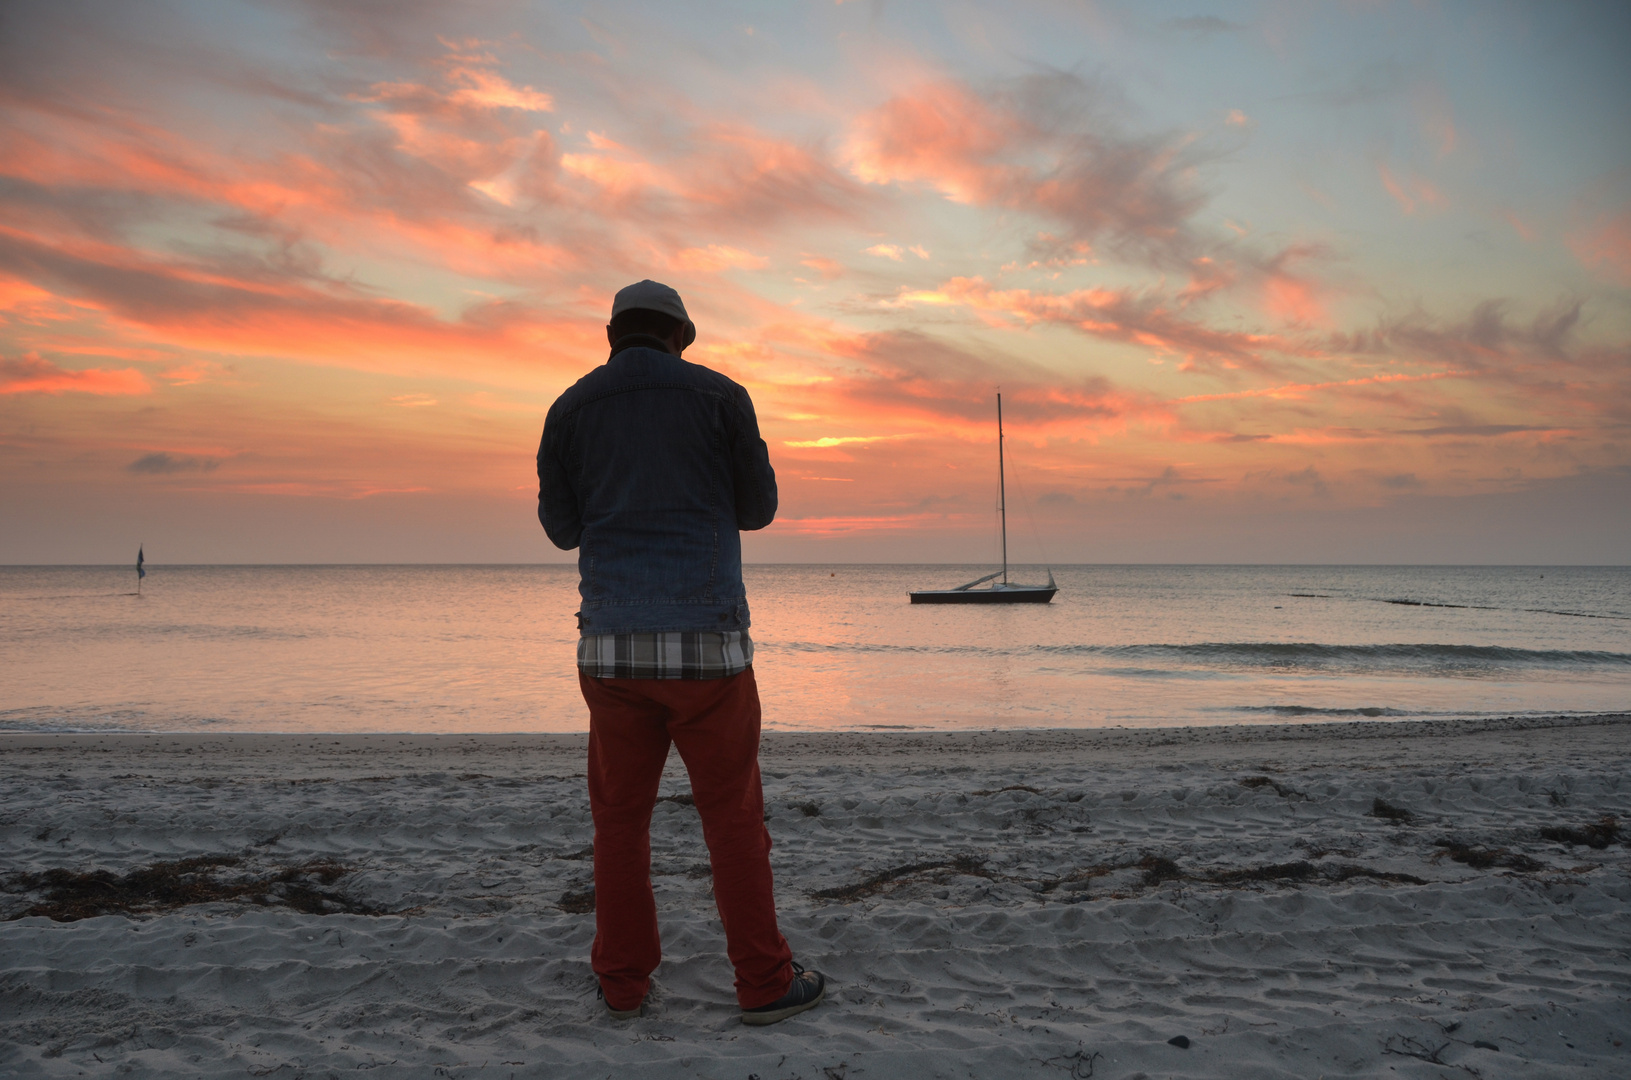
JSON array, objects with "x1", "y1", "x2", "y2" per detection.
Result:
[{"x1": 537, "y1": 280, "x2": 825, "y2": 1025}]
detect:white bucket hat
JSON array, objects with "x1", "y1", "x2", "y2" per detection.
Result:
[{"x1": 610, "y1": 280, "x2": 696, "y2": 348}]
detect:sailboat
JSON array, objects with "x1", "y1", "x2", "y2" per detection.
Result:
[{"x1": 909, "y1": 393, "x2": 1058, "y2": 604}]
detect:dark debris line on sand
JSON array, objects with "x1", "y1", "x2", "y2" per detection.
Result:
[
  {"x1": 809, "y1": 853, "x2": 1429, "y2": 903},
  {"x1": 1432, "y1": 840, "x2": 1546, "y2": 872},
  {"x1": 1126, "y1": 855, "x2": 1430, "y2": 890},
  {"x1": 1239, "y1": 776, "x2": 1304, "y2": 799},
  {"x1": 2, "y1": 856, "x2": 385, "y2": 922},
  {"x1": 812, "y1": 855, "x2": 992, "y2": 902},
  {"x1": 1205, "y1": 861, "x2": 1428, "y2": 886},
  {"x1": 1370, "y1": 798, "x2": 1415, "y2": 823},
  {"x1": 558, "y1": 887, "x2": 596, "y2": 914},
  {"x1": 1540, "y1": 814, "x2": 1620, "y2": 849}
]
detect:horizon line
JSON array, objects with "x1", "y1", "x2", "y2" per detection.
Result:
[{"x1": 2, "y1": 562, "x2": 1626, "y2": 570}]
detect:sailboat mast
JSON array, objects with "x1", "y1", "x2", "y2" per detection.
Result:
[{"x1": 997, "y1": 393, "x2": 1007, "y2": 584}]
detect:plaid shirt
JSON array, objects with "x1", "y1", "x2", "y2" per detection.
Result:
[{"x1": 577, "y1": 630, "x2": 753, "y2": 679}]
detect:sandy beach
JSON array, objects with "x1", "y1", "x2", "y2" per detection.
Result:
[{"x1": 3, "y1": 716, "x2": 1629, "y2": 1079}]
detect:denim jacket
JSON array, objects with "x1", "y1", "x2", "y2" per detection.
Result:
[{"x1": 537, "y1": 337, "x2": 778, "y2": 635}]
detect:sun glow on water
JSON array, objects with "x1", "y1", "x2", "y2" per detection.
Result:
[{"x1": 1, "y1": 565, "x2": 1625, "y2": 734}]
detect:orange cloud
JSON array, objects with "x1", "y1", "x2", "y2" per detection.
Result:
[
  {"x1": 0, "y1": 274, "x2": 55, "y2": 310},
  {"x1": 0, "y1": 353, "x2": 149, "y2": 395},
  {"x1": 784, "y1": 434, "x2": 918, "y2": 448},
  {"x1": 0, "y1": 223, "x2": 599, "y2": 381},
  {"x1": 769, "y1": 513, "x2": 944, "y2": 536},
  {"x1": 0, "y1": 95, "x2": 577, "y2": 287},
  {"x1": 896, "y1": 276, "x2": 1315, "y2": 371},
  {"x1": 1171, "y1": 369, "x2": 1469, "y2": 405},
  {"x1": 443, "y1": 66, "x2": 554, "y2": 113},
  {"x1": 351, "y1": 41, "x2": 553, "y2": 187}
]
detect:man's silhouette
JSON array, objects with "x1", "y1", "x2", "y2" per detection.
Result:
[{"x1": 538, "y1": 280, "x2": 825, "y2": 1025}]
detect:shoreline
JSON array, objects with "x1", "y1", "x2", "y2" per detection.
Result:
[{"x1": 2, "y1": 709, "x2": 1627, "y2": 765}]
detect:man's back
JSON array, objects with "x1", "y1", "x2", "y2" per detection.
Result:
[
  {"x1": 535, "y1": 280, "x2": 823, "y2": 1026},
  {"x1": 538, "y1": 341, "x2": 777, "y2": 635}
]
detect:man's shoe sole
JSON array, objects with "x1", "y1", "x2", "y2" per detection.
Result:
[
  {"x1": 740, "y1": 982, "x2": 825, "y2": 1026},
  {"x1": 605, "y1": 1003, "x2": 643, "y2": 1020}
]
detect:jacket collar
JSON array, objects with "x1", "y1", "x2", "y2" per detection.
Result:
[{"x1": 608, "y1": 334, "x2": 675, "y2": 360}]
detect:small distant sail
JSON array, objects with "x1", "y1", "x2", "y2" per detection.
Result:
[{"x1": 137, "y1": 545, "x2": 146, "y2": 580}]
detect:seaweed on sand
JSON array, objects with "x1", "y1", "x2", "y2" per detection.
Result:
[
  {"x1": 1432, "y1": 840, "x2": 1546, "y2": 872},
  {"x1": 558, "y1": 887, "x2": 596, "y2": 914},
  {"x1": 811, "y1": 853, "x2": 1429, "y2": 903},
  {"x1": 811, "y1": 855, "x2": 991, "y2": 901},
  {"x1": 1209, "y1": 861, "x2": 1427, "y2": 886},
  {"x1": 1370, "y1": 798, "x2": 1415, "y2": 823},
  {"x1": 1239, "y1": 776, "x2": 1303, "y2": 799},
  {"x1": 1139, "y1": 856, "x2": 1183, "y2": 886},
  {"x1": 4, "y1": 856, "x2": 383, "y2": 922},
  {"x1": 1539, "y1": 815, "x2": 1620, "y2": 849}
]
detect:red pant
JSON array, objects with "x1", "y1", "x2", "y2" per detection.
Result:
[{"x1": 579, "y1": 667, "x2": 793, "y2": 1010}]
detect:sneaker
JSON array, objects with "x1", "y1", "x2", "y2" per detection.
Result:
[
  {"x1": 597, "y1": 985, "x2": 644, "y2": 1020},
  {"x1": 741, "y1": 963, "x2": 825, "y2": 1026}
]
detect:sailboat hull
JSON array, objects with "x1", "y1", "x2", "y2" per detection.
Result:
[{"x1": 909, "y1": 586, "x2": 1056, "y2": 604}]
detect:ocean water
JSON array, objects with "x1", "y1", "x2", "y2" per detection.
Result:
[{"x1": 1, "y1": 564, "x2": 1626, "y2": 734}]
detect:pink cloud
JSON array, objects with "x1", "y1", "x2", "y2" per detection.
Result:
[
  {"x1": 1262, "y1": 275, "x2": 1324, "y2": 325},
  {"x1": 799, "y1": 328, "x2": 1172, "y2": 441},
  {"x1": 1178, "y1": 256, "x2": 1236, "y2": 304},
  {"x1": 0, "y1": 274, "x2": 55, "y2": 311},
  {"x1": 1414, "y1": 83, "x2": 1457, "y2": 159},
  {"x1": 1569, "y1": 210, "x2": 1631, "y2": 286},
  {"x1": 846, "y1": 75, "x2": 1208, "y2": 262},
  {"x1": 0, "y1": 353, "x2": 149, "y2": 395},
  {"x1": 0, "y1": 224, "x2": 599, "y2": 380},
  {"x1": 1258, "y1": 245, "x2": 1330, "y2": 326},
  {"x1": 799, "y1": 255, "x2": 845, "y2": 279},
  {"x1": 1501, "y1": 209, "x2": 1537, "y2": 243},
  {"x1": 897, "y1": 276, "x2": 1318, "y2": 372},
  {"x1": 847, "y1": 80, "x2": 1024, "y2": 204},
  {"x1": 1377, "y1": 162, "x2": 1446, "y2": 216},
  {"x1": 670, "y1": 245, "x2": 769, "y2": 273}
]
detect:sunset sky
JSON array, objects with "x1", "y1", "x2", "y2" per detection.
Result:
[{"x1": 2, "y1": 0, "x2": 1627, "y2": 564}]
